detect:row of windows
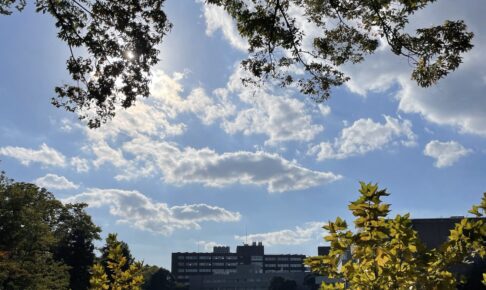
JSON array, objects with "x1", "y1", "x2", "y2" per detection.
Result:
[
  {"x1": 262, "y1": 256, "x2": 304, "y2": 261},
  {"x1": 263, "y1": 263, "x2": 303, "y2": 268},
  {"x1": 177, "y1": 255, "x2": 238, "y2": 260},
  {"x1": 176, "y1": 255, "x2": 303, "y2": 261},
  {"x1": 178, "y1": 268, "x2": 238, "y2": 273},
  {"x1": 177, "y1": 262, "x2": 303, "y2": 268},
  {"x1": 177, "y1": 262, "x2": 239, "y2": 267}
]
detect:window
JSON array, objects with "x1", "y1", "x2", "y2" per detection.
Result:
[
  {"x1": 177, "y1": 256, "x2": 184, "y2": 260},
  {"x1": 199, "y1": 255, "x2": 210, "y2": 260},
  {"x1": 199, "y1": 269, "x2": 211, "y2": 272},
  {"x1": 212, "y1": 256, "x2": 225, "y2": 260},
  {"x1": 212, "y1": 269, "x2": 228, "y2": 274},
  {"x1": 265, "y1": 263, "x2": 276, "y2": 267},
  {"x1": 186, "y1": 256, "x2": 197, "y2": 260},
  {"x1": 290, "y1": 264, "x2": 302, "y2": 268},
  {"x1": 251, "y1": 255, "x2": 263, "y2": 261},
  {"x1": 277, "y1": 257, "x2": 289, "y2": 261},
  {"x1": 199, "y1": 262, "x2": 211, "y2": 266},
  {"x1": 290, "y1": 257, "x2": 302, "y2": 261},
  {"x1": 265, "y1": 257, "x2": 276, "y2": 261}
]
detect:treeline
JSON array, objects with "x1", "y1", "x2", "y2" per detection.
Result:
[{"x1": 0, "y1": 171, "x2": 181, "y2": 290}]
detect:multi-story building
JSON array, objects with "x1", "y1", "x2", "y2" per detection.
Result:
[
  {"x1": 188, "y1": 264, "x2": 312, "y2": 290},
  {"x1": 171, "y1": 242, "x2": 306, "y2": 286}
]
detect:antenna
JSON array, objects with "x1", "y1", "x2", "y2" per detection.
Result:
[{"x1": 245, "y1": 225, "x2": 248, "y2": 244}]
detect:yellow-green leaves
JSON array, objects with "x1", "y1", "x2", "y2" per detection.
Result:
[
  {"x1": 305, "y1": 182, "x2": 485, "y2": 290},
  {"x1": 90, "y1": 234, "x2": 144, "y2": 290}
]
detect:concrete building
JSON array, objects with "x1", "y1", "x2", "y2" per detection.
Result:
[
  {"x1": 171, "y1": 242, "x2": 306, "y2": 286},
  {"x1": 411, "y1": 217, "x2": 486, "y2": 289},
  {"x1": 188, "y1": 264, "x2": 312, "y2": 290}
]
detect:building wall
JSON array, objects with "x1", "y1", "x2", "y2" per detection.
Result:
[
  {"x1": 172, "y1": 243, "x2": 306, "y2": 286},
  {"x1": 188, "y1": 265, "x2": 311, "y2": 290}
]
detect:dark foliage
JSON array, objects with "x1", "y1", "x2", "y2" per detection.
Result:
[
  {"x1": 208, "y1": 0, "x2": 473, "y2": 103},
  {"x1": 268, "y1": 276, "x2": 298, "y2": 290},
  {"x1": 0, "y1": 171, "x2": 100, "y2": 290},
  {"x1": 1, "y1": 0, "x2": 171, "y2": 128},
  {"x1": 142, "y1": 265, "x2": 177, "y2": 290}
]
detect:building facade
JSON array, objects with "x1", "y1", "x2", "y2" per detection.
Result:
[
  {"x1": 171, "y1": 242, "x2": 306, "y2": 286},
  {"x1": 188, "y1": 264, "x2": 312, "y2": 290}
]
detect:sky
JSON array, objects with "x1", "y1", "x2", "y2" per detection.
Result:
[{"x1": 1, "y1": 0, "x2": 485, "y2": 269}]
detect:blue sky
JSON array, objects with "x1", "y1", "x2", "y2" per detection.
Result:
[{"x1": 1, "y1": 0, "x2": 485, "y2": 269}]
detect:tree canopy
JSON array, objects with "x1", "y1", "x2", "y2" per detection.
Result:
[
  {"x1": 305, "y1": 182, "x2": 486, "y2": 289},
  {"x1": 90, "y1": 233, "x2": 144, "y2": 290},
  {"x1": 0, "y1": 0, "x2": 474, "y2": 127},
  {"x1": 141, "y1": 265, "x2": 177, "y2": 290},
  {"x1": 0, "y1": 171, "x2": 100, "y2": 290}
]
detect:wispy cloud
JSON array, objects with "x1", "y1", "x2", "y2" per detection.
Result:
[
  {"x1": 200, "y1": 1, "x2": 248, "y2": 51},
  {"x1": 0, "y1": 143, "x2": 66, "y2": 167},
  {"x1": 70, "y1": 157, "x2": 90, "y2": 173},
  {"x1": 234, "y1": 222, "x2": 324, "y2": 246},
  {"x1": 64, "y1": 188, "x2": 241, "y2": 235},
  {"x1": 119, "y1": 137, "x2": 342, "y2": 193},
  {"x1": 34, "y1": 173, "x2": 79, "y2": 190}
]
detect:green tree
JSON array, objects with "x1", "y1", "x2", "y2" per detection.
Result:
[
  {"x1": 141, "y1": 265, "x2": 176, "y2": 290},
  {"x1": 305, "y1": 182, "x2": 486, "y2": 290},
  {"x1": 0, "y1": 1, "x2": 474, "y2": 127},
  {"x1": 53, "y1": 203, "x2": 102, "y2": 290},
  {"x1": 90, "y1": 233, "x2": 144, "y2": 290},
  {"x1": 0, "y1": 172, "x2": 70, "y2": 289}
]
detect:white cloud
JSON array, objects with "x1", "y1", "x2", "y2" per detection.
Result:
[
  {"x1": 75, "y1": 68, "x2": 339, "y2": 192},
  {"x1": 309, "y1": 116, "x2": 416, "y2": 160},
  {"x1": 423, "y1": 140, "x2": 472, "y2": 168},
  {"x1": 234, "y1": 222, "x2": 324, "y2": 246},
  {"x1": 70, "y1": 157, "x2": 90, "y2": 173},
  {"x1": 183, "y1": 87, "x2": 236, "y2": 125},
  {"x1": 0, "y1": 143, "x2": 66, "y2": 167},
  {"x1": 318, "y1": 104, "x2": 331, "y2": 116},
  {"x1": 91, "y1": 141, "x2": 129, "y2": 168},
  {"x1": 59, "y1": 118, "x2": 75, "y2": 132},
  {"x1": 83, "y1": 70, "x2": 235, "y2": 169},
  {"x1": 196, "y1": 240, "x2": 225, "y2": 252},
  {"x1": 223, "y1": 93, "x2": 324, "y2": 145},
  {"x1": 119, "y1": 137, "x2": 341, "y2": 193},
  {"x1": 34, "y1": 173, "x2": 79, "y2": 190},
  {"x1": 64, "y1": 188, "x2": 241, "y2": 235},
  {"x1": 200, "y1": 2, "x2": 248, "y2": 51},
  {"x1": 221, "y1": 66, "x2": 324, "y2": 145}
]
